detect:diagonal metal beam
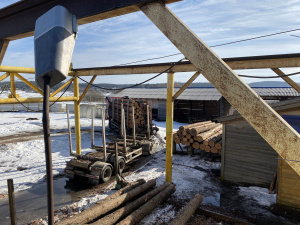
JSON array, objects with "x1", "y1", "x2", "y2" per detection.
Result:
[
  {"x1": 14, "y1": 73, "x2": 43, "y2": 95},
  {"x1": 271, "y1": 68, "x2": 300, "y2": 93},
  {"x1": 0, "y1": 39, "x2": 9, "y2": 64},
  {"x1": 141, "y1": 2, "x2": 300, "y2": 176},
  {"x1": 172, "y1": 71, "x2": 201, "y2": 101},
  {"x1": 50, "y1": 78, "x2": 73, "y2": 97},
  {"x1": 78, "y1": 75, "x2": 97, "y2": 103}
]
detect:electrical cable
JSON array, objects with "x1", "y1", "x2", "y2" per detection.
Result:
[
  {"x1": 0, "y1": 84, "x2": 8, "y2": 95},
  {"x1": 77, "y1": 58, "x2": 185, "y2": 91},
  {"x1": 238, "y1": 71, "x2": 300, "y2": 79},
  {"x1": 113, "y1": 28, "x2": 300, "y2": 66},
  {"x1": 8, "y1": 78, "x2": 74, "y2": 112}
]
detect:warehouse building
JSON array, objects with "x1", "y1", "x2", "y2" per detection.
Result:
[{"x1": 110, "y1": 87, "x2": 300, "y2": 122}]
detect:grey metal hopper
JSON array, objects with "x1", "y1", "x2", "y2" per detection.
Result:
[{"x1": 34, "y1": 5, "x2": 77, "y2": 89}]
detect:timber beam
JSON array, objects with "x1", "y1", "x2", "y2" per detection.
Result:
[
  {"x1": 74, "y1": 53, "x2": 300, "y2": 76},
  {"x1": 0, "y1": 0, "x2": 180, "y2": 41},
  {"x1": 271, "y1": 68, "x2": 300, "y2": 93},
  {"x1": 141, "y1": 2, "x2": 300, "y2": 177}
]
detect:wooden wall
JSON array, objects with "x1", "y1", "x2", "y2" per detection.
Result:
[
  {"x1": 277, "y1": 157, "x2": 300, "y2": 210},
  {"x1": 221, "y1": 119, "x2": 278, "y2": 187}
]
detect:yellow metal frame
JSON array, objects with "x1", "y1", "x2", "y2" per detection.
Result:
[{"x1": 0, "y1": 69, "x2": 82, "y2": 155}]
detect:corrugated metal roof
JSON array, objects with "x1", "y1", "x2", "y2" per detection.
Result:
[{"x1": 110, "y1": 87, "x2": 300, "y2": 101}]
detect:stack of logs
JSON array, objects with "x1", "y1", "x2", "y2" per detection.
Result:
[
  {"x1": 112, "y1": 98, "x2": 152, "y2": 130},
  {"x1": 174, "y1": 121, "x2": 222, "y2": 154}
]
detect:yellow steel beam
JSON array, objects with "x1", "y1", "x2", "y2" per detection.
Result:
[
  {"x1": 0, "y1": 65, "x2": 75, "y2": 75},
  {"x1": 0, "y1": 40, "x2": 9, "y2": 65},
  {"x1": 166, "y1": 72, "x2": 174, "y2": 183},
  {"x1": 0, "y1": 73, "x2": 9, "y2": 82},
  {"x1": 14, "y1": 73, "x2": 43, "y2": 95},
  {"x1": 141, "y1": 2, "x2": 300, "y2": 176},
  {"x1": 78, "y1": 75, "x2": 97, "y2": 104},
  {"x1": 9, "y1": 73, "x2": 16, "y2": 98},
  {"x1": 0, "y1": 96, "x2": 77, "y2": 104},
  {"x1": 172, "y1": 71, "x2": 201, "y2": 101},
  {"x1": 73, "y1": 76, "x2": 81, "y2": 155},
  {"x1": 271, "y1": 68, "x2": 300, "y2": 93},
  {"x1": 50, "y1": 78, "x2": 73, "y2": 97}
]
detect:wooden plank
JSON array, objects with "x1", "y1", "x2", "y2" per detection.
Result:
[
  {"x1": 172, "y1": 71, "x2": 200, "y2": 101},
  {"x1": 141, "y1": 2, "x2": 300, "y2": 176},
  {"x1": 271, "y1": 68, "x2": 300, "y2": 93}
]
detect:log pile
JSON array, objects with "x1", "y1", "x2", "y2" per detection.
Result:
[
  {"x1": 111, "y1": 98, "x2": 152, "y2": 132},
  {"x1": 58, "y1": 179, "x2": 175, "y2": 225},
  {"x1": 174, "y1": 121, "x2": 222, "y2": 154}
]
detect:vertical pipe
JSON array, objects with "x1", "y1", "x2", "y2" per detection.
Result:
[
  {"x1": 121, "y1": 103, "x2": 124, "y2": 136},
  {"x1": 132, "y1": 106, "x2": 136, "y2": 146},
  {"x1": 10, "y1": 73, "x2": 16, "y2": 98},
  {"x1": 67, "y1": 110, "x2": 73, "y2": 156},
  {"x1": 147, "y1": 104, "x2": 150, "y2": 140},
  {"x1": 73, "y1": 76, "x2": 81, "y2": 155},
  {"x1": 42, "y1": 76, "x2": 54, "y2": 225},
  {"x1": 123, "y1": 108, "x2": 127, "y2": 154},
  {"x1": 7, "y1": 179, "x2": 16, "y2": 225},
  {"x1": 91, "y1": 108, "x2": 94, "y2": 148},
  {"x1": 102, "y1": 107, "x2": 107, "y2": 162},
  {"x1": 166, "y1": 72, "x2": 174, "y2": 183}
]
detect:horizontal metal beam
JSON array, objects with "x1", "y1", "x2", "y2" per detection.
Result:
[
  {"x1": 0, "y1": 0, "x2": 180, "y2": 40},
  {"x1": 0, "y1": 96, "x2": 77, "y2": 104},
  {"x1": 74, "y1": 53, "x2": 300, "y2": 76}
]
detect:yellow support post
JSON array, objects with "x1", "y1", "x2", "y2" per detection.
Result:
[
  {"x1": 73, "y1": 76, "x2": 81, "y2": 155},
  {"x1": 166, "y1": 72, "x2": 174, "y2": 183},
  {"x1": 14, "y1": 73, "x2": 43, "y2": 95},
  {"x1": 9, "y1": 73, "x2": 19, "y2": 98}
]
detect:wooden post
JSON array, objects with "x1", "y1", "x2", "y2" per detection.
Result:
[
  {"x1": 73, "y1": 76, "x2": 81, "y2": 155},
  {"x1": 166, "y1": 72, "x2": 174, "y2": 183},
  {"x1": 141, "y1": 2, "x2": 300, "y2": 176},
  {"x1": 91, "y1": 108, "x2": 94, "y2": 148},
  {"x1": 147, "y1": 104, "x2": 150, "y2": 140},
  {"x1": 67, "y1": 110, "x2": 73, "y2": 156},
  {"x1": 7, "y1": 179, "x2": 16, "y2": 225},
  {"x1": 102, "y1": 107, "x2": 107, "y2": 162},
  {"x1": 115, "y1": 142, "x2": 120, "y2": 187},
  {"x1": 132, "y1": 106, "x2": 136, "y2": 146}
]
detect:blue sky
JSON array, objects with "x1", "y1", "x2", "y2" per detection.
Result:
[{"x1": 1, "y1": 0, "x2": 300, "y2": 85}]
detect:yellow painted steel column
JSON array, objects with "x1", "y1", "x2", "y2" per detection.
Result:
[
  {"x1": 166, "y1": 72, "x2": 174, "y2": 183},
  {"x1": 74, "y1": 76, "x2": 81, "y2": 155},
  {"x1": 9, "y1": 73, "x2": 17, "y2": 98}
]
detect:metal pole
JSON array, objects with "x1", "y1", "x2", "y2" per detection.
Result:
[
  {"x1": 67, "y1": 110, "x2": 73, "y2": 156},
  {"x1": 132, "y1": 106, "x2": 136, "y2": 146},
  {"x1": 7, "y1": 179, "x2": 16, "y2": 225},
  {"x1": 42, "y1": 76, "x2": 54, "y2": 225},
  {"x1": 147, "y1": 104, "x2": 150, "y2": 140},
  {"x1": 121, "y1": 103, "x2": 124, "y2": 136},
  {"x1": 102, "y1": 107, "x2": 107, "y2": 162},
  {"x1": 166, "y1": 72, "x2": 174, "y2": 183},
  {"x1": 91, "y1": 108, "x2": 94, "y2": 148},
  {"x1": 73, "y1": 76, "x2": 81, "y2": 155},
  {"x1": 122, "y1": 108, "x2": 127, "y2": 154}
]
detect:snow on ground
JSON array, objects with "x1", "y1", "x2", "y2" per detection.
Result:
[
  {"x1": 0, "y1": 109, "x2": 290, "y2": 224},
  {"x1": 0, "y1": 111, "x2": 106, "y2": 194}
]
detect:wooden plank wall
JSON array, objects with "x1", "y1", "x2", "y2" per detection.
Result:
[
  {"x1": 277, "y1": 157, "x2": 300, "y2": 210},
  {"x1": 222, "y1": 120, "x2": 278, "y2": 187}
]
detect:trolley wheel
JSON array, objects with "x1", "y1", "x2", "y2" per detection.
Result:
[
  {"x1": 118, "y1": 157, "x2": 126, "y2": 173},
  {"x1": 99, "y1": 164, "x2": 112, "y2": 183}
]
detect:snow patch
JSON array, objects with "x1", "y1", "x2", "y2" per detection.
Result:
[{"x1": 238, "y1": 186, "x2": 276, "y2": 207}]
